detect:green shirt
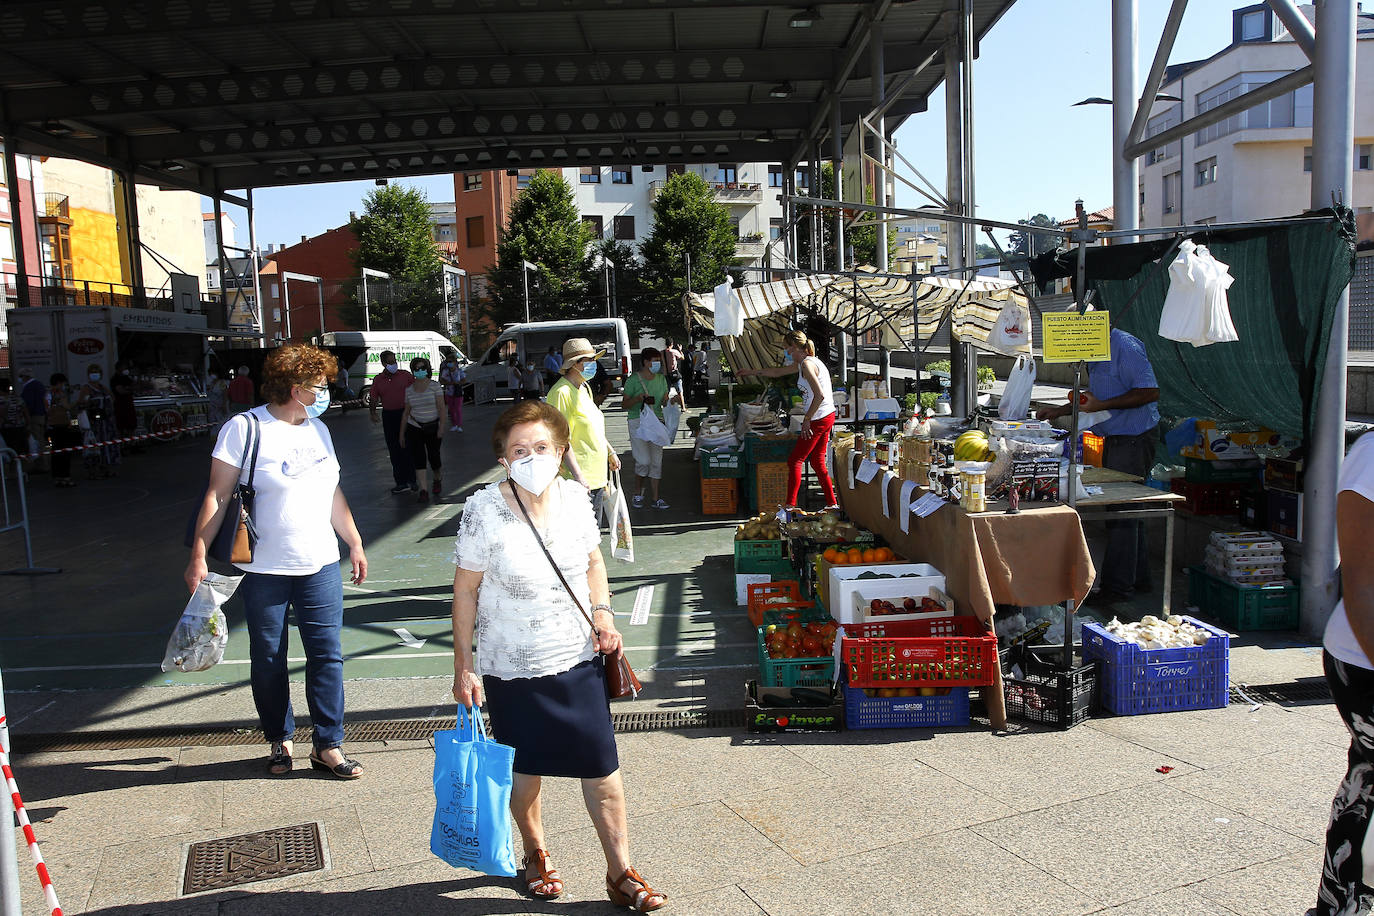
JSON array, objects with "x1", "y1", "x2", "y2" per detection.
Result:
[
  {"x1": 623, "y1": 371, "x2": 669, "y2": 421},
  {"x1": 547, "y1": 376, "x2": 609, "y2": 490}
]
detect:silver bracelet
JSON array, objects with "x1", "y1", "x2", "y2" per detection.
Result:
[{"x1": 590, "y1": 604, "x2": 613, "y2": 615}]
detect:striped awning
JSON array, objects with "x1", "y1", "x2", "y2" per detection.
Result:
[{"x1": 685, "y1": 271, "x2": 1030, "y2": 373}]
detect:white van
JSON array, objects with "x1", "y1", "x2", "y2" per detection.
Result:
[
  {"x1": 465, "y1": 318, "x2": 631, "y2": 401},
  {"x1": 321, "y1": 331, "x2": 465, "y2": 401}
]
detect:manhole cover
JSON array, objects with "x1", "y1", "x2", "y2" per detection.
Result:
[{"x1": 183, "y1": 822, "x2": 324, "y2": 894}]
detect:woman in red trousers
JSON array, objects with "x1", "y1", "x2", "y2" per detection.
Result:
[{"x1": 737, "y1": 329, "x2": 838, "y2": 509}]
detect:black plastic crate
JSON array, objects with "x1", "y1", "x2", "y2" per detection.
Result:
[{"x1": 1002, "y1": 646, "x2": 1098, "y2": 730}]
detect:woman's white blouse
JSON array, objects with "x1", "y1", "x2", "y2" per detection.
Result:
[{"x1": 452, "y1": 478, "x2": 602, "y2": 679}]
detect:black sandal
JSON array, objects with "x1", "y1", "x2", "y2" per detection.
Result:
[
  {"x1": 309, "y1": 750, "x2": 363, "y2": 780},
  {"x1": 267, "y1": 741, "x2": 293, "y2": 776}
]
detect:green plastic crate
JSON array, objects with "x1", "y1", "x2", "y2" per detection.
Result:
[
  {"x1": 1187, "y1": 565, "x2": 1299, "y2": 631},
  {"x1": 744, "y1": 435, "x2": 798, "y2": 463},
  {"x1": 736, "y1": 556, "x2": 793, "y2": 577},
  {"x1": 701, "y1": 448, "x2": 746, "y2": 479},
  {"x1": 735, "y1": 538, "x2": 784, "y2": 562},
  {"x1": 1184, "y1": 457, "x2": 1262, "y2": 484},
  {"x1": 756, "y1": 626, "x2": 836, "y2": 688}
]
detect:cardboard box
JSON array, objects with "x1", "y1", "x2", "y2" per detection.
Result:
[
  {"x1": 858, "y1": 397, "x2": 900, "y2": 420},
  {"x1": 1266, "y1": 488, "x2": 1303, "y2": 540},
  {"x1": 830, "y1": 563, "x2": 945, "y2": 624},
  {"x1": 745, "y1": 681, "x2": 843, "y2": 734},
  {"x1": 1264, "y1": 456, "x2": 1305, "y2": 493},
  {"x1": 1188, "y1": 421, "x2": 1300, "y2": 461}
]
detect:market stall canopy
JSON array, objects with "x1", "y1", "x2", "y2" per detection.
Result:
[
  {"x1": 1029, "y1": 207, "x2": 1355, "y2": 440},
  {"x1": 686, "y1": 271, "x2": 1031, "y2": 374}
]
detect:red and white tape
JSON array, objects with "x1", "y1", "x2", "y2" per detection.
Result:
[{"x1": 0, "y1": 716, "x2": 63, "y2": 916}]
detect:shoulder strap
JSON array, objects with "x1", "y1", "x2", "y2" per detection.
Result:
[
  {"x1": 241, "y1": 412, "x2": 261, "y2": 490},
  {"x1": 507, "y1": 480, "x2": 600, "y2": 636}
]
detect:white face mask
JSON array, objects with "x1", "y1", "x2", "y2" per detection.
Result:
[{"x1": 504, "y1": 452, "x2": 561, "y2": 496}]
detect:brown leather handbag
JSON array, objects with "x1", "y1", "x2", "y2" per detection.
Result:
[
  {"x1": 184, "y1": 413, "x2": 260, "y2": 565},
  {"x1": 509, "y1": 481, "x2": 642, "y2": 700}
]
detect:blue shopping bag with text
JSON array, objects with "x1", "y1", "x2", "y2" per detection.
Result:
[{"x1": 430, "y1": 707, "x2": 517, "y2": 877}]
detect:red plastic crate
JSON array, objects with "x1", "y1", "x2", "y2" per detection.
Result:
[
  {"x1": 839, "y1": 616, "x2": 998, "y2": 688},
  {"x1": 1169, "y1": 478, "x2": 1253, "y2": 516}
]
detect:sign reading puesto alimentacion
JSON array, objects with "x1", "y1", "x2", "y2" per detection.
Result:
[{"x1": 1041, "y1": 311, "x2": 1112, "y2": 363}]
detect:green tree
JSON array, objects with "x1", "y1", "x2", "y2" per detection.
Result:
[
  {"x1": 590, "y1": 238, "x2": 643, "y2": 325},
  {"x1": 796, "y1": 162, "x2": 898, "y2": 270},
  {"x1": 484, "y1": 169, "x2": 594, "y2": 327},
  {"x1": 342, "y1": 184, "x2": 445, "y2": 331},
  {"x1": 638, "y1": 172, "x2": 736, "y2": 339},
  {"x1": 1008, "y1": 213, "x2": 1060, "y2": 260},
  {"x1": 975, "y1": 242, "x2": 1000, "y2": 262}
]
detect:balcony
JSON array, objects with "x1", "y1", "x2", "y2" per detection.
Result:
[
  {"x1": 648, "y1": 180, "x2": 764, "y2": 205},
  {"x1": 733, "y1": 235, "x2": 767, "y2": 259},
  {"x1": 42, "y1": 193, "x2": 70, "y2": 220}
]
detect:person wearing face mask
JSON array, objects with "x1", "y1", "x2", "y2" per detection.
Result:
[
  {"x1": 520, "y1": 359, "x2": 545, "y2": 400},
  {"x1": 439, "y1": 357, "x2": 465, "y2": 432},
  {"x1": 186, "y1": 343, "x2": 368, "y2": 780},
  {"x1": 75, "y1": 362, "x2": 120, "y2": 479},
  {"x1": 621, "y1": 347, "x2": 678, "y2": 510},
  {"x1": 450, "y1": 400, "x2": 664, "y2": 912},
  {"x1": 736, "y1": 330, "x2": 838, "y2": 510},
  {"x1": 366, "y1": 349, "x2": 418, "y2": 494},
  {"x1": 399, "y1": 356, "x2": 446, "y2": 501},
  {"x1": 45, "y1": 373, "x2": 81, "y2": 488},
  {"x1": 546, "y1": 338, "x2": 622, "y2": 523}
]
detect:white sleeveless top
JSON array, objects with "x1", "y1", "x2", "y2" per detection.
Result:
[{"x1": 797, "y1": 356, "x2": 836, "y2": 420}]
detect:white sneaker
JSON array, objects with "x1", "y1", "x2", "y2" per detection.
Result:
[
  {"x1": 632, "y1": 494, "x2": 644, "y2": 508},
  {"x1": 450, "y1": 424, "x2": 461, "y2": 432}
]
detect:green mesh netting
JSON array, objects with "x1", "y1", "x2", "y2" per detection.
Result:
[{"x1": 1032, "y1": 208, "x2": 1356, "y2": 440}]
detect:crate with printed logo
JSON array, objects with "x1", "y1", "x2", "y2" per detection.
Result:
[{"x1": 1081, "y1": 616, "x2": 1230, "y2": 715}]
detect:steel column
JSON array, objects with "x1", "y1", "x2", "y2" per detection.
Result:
[
  {"x1": 1112, "y1": 0, "x2": 1140, "y2": 239},
  {"x1": 870, "y1": 19, "x2": 888, "y2": 273},
  {"x1": 2, "y1": 135, "x2": 30, "y2": 308},
  {"x1": 247, "y1": 188, "x2": 266, "y2": 346},
  {"x1": 958, "y1": 0, "x2": 978, "y2": 415},
  {"x1": 119, "y1": 169, "x2": 145, "y2": 301},
  {"x1": 1267, "y1": 0, "x2": 1317, "y2": 58},
  {"x1": 1301, "y1": 0, "x2": 1356, "y2": 639},
  {"x1": 944, "y1": 35, "x2": 968, "y2": 416}
]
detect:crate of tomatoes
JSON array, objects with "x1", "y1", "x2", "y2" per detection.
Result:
[
  {"x1": 757, "y1": 620, "x2": 838, "y2": 688},
  {"x1": 840, "y1": 616, "x2": 998, "y2": 688}
]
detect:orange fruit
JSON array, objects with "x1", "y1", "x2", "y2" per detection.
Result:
[
  {"x1": 875, "y1": 547, "x2": 893, "y2": 562},
  {"x1": 846, "y1": 548, "x2": 863, "y2": 564},
  {"x1": 823, "y1": 548, "x2": 839, "y2": 564},
  {"x1": 862, "y1": 548, "x2": 877, "y2": 564}
]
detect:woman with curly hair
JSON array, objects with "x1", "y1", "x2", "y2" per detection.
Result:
[{"x1": 185, "y1": 343, "x2": 370, "y2": 779}]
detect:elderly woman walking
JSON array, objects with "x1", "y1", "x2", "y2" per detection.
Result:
[
  {"x1": 185, "y1": 343, "x2": 369, "y2": 779},
  {"x1": 450, "y1": 400, "x2": 665, "y2": 911}
]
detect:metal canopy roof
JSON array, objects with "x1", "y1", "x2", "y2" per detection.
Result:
[{"x1": 0, "y1": 0, "x2": 1014, "y2": 196}]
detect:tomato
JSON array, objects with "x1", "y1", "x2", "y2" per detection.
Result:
[
  {"x1": 801, "y1": 635, "x2": 822, "y2": 655},
  {"x1": 785, "y1": 622, "x2": 803, "y2": 641}
]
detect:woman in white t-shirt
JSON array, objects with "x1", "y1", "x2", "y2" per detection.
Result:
[
  {"x1": 185, "y1": 343, "x2": 369, "y2": 780},
  {"x1": 1313, "y1": 433, "x2": 1374, "y2": 914},
  {"x1": 736, "y1": 329, "x2": 838, "y2": 509},
  {"x1": 400, "y1": 356, "x2": 446, "y2": 502},
  {"x1": 450, "y1": 400, "x2": 664, "y2": 911}
]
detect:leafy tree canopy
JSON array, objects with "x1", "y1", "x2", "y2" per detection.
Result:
[
  {"x1": 1008, "y1": 213, "x2": 1061, "y2": 260},
  {"x1": 638, "y1": 172, "x2": 736, "y2": 339},
  {"x1": 343, "y1": 184, "x2": 445, "y2": 331}
]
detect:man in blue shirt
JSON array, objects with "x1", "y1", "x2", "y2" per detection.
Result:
[
  {"x1": 1038, "y1": 327, "x2": 1160, "y2": 601},
  {"x1": 17, "y1": 368, "x2": 48, "y2": 474},
  {"x1": 542, "y1": 346, "x2": 563, "y2": 389}
]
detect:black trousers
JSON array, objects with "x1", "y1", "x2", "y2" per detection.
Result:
[
  {"x1": 407, "y1": 420, "x2": 442, "y2": 472},
  {"x1": 1101, "y1": 430, "x2": 1157, "y2": 594},
  {"x1": 1314, "y1": 650, "x2": 1374, "y2": 915},
  {"x1": 381, "y1": 408, "x2": 417, "y2": 487}
]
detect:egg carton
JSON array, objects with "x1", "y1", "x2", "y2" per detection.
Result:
[{"x1": 1204, "y1": 546, "x2": 1285, "y2": 569}]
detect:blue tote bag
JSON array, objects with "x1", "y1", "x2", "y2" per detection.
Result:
[{"x1": 430, "y1": 707, "x2": 518, "y2": 877}]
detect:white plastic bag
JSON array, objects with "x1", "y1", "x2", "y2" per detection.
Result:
[
  {"x1": 997, "y1": 356, "x2": 1037, "y2": 420},
  {"x1": 632, "y1": 408, "x2": 672, "y2": 447},
  {"x1": 985, "y1": 300, "x2": 1033, "y2": 355},
  {"x1": 662, "y1": 402, "x2": 682, "y2": 445},
  {"x1": 608, "y1": 469, "x2": 634, "y2": 562},
  {"x1": 161, "y1": 572, "x2": 241, "y2": 672},
  {"x1": 713, "y1": 280, "x2": 745, "y2": 337}
]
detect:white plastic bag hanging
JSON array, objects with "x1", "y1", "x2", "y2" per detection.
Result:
[
  {"x1": 608, "y1": 469, "x2": 634, "y2": 562},
  {"x1": 1159, "y1": 240, "x2": 1238, "y2": 347},
  {"x1": 997, "y1": 356, "x2": 1037, "y2": 420},
  {"x1": 632, "y1": 409, "x2": 672, "y2": 447},
  {"x1": 985, "y1": 300, "x2": 1033, "y2": 355},
  {"x1": 713, "y1": 280, "x2": 745, "y2": 337},
  {"x1": 161, "y1": 572, "x2": 241, "y2": 672},
  {"x1": 662, "y1": 402, "x2": 682, "y2": 445}
]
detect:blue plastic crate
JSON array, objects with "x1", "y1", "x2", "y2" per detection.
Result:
[
  {"x1": 842, "y1": 683, "x2": 970, "y2": 729},
  {"x1": 1081, "y1": 616, "x2": 1230, "y2": 716}
]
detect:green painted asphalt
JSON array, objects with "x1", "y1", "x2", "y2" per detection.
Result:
[{"x1": 0, "y1": 400, "x2": 761, "y2": 693}]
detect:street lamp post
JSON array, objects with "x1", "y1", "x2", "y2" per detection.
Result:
[
  {"x1": 360, "y1": 267, "x2": 391, "y2": 332},
  {"x1": 684, "y1": 250, "x2": 692, "y2": 295},
  {"x1": 521, "y1": 259, "x2": 538, "y2": 323}
]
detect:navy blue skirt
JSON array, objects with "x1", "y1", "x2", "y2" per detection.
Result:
[{"x1": 483, "y1": 657, "x2": 620, "y2": 778}]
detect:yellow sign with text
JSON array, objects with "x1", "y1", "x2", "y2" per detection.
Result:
[{"x1": 1041, "y1": 311, "x2": 1112, "y2": 363}]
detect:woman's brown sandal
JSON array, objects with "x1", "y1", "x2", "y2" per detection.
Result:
[
  {"x1": 606, "y1": 866, "x2": 666, "y2": 912},
  {"x1": 523, "y1": 848, "x2": 562, "y2": 899}
]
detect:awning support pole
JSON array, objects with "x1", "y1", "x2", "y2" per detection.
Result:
[
  {"x1": 1301, "y1": 0, "x2": 1356, "y2": 639},
  {"x1": 1112, "y1": 0, "x2": 1140, "y2": 242}
]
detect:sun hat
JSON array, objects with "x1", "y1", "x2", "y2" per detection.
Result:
[{"x1": 560, "y1": 337, "x2": 606, "y2": 372}]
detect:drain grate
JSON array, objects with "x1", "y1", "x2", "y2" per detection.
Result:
[
  {"x1": 183, "y1": 822, "x2": 324, "y2": 894},
  {"x1": 1231, "y1": 681, "x2": 1333, "y2": 705},
  {"x1": 13, "y1": 708, "x2": 748, "y2": 753}
]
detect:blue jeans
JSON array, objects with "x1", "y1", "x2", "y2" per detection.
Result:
[{"x1": 238, "y1": 565, "x2": 346, "y2": 751}]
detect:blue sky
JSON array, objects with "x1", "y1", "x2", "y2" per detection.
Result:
[{"x1": 216, "y1": 0, "x2": 1241, "y2": 250}]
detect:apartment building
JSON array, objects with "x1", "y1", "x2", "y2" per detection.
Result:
[{"x1": 1138, "y1": 4, "x2": 1373, "y2": 235}]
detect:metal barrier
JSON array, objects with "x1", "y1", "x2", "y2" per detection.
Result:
[
  {"x1": 472, "y1": 378, "x2": 497, "y2": 405},
  {"x1": 0, "y1": 448, "x2": 60, "y2": 576}
]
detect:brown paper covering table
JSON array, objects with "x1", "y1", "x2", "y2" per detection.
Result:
[{"x1": 835, "y1": 452, "x2": 1096, "y2": 730}]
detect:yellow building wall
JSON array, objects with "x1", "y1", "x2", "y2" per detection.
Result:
[{"x1": 67, "y1": 208, "x2": 123, "y2": 286}]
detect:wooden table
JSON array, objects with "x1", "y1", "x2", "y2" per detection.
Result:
[{"x1": 836, "y1": 452, "x2": 1097, "y2": 730}]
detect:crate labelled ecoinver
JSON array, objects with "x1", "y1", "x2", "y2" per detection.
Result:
[
  {"x1": 1081, "y1": 617, "x2": 1230, "y2": 716},
  {"x1": 1186, "y1": 565, "x2": 1299, "y2": 631},
  {"x1": 746, "y1": 681, "x2": 842, "y2": 734},
  {"x1": 843, "y1": 683, "x2": 971, "y2": 730}
]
